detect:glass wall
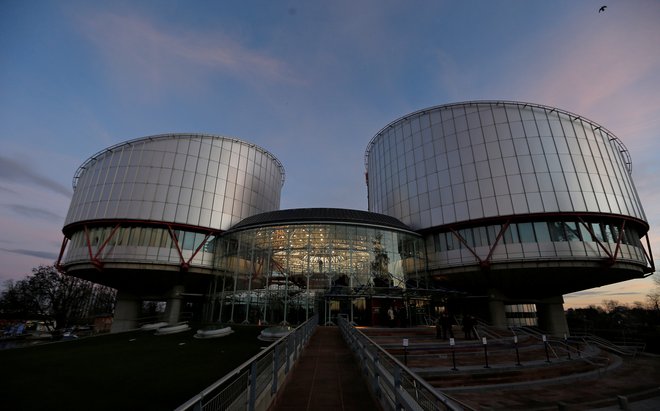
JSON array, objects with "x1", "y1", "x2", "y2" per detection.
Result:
[
  {"x1": 505, "y1": 304, "x2": 538, "y2": 327},
  {"x1": 64, "y1": 225, "x2": 217, "y2": 268},
  {"x1": 217, "y1": 223, "x2": 426, "y2": 293},
  {"x1": 427, "y1": 217, "x2": 647, "y2": 269}
]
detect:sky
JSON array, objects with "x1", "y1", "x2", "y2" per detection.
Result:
[{"x1": 1, "y1": 0, "x2": 659, "y2": 309}]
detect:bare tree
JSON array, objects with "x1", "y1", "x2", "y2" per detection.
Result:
[
  {"x1": 646, "y1": 273, "x2": 660, "y2": 311},
  {"x1": 0, "y1": 265, "x2": 116, "y2": 330}
]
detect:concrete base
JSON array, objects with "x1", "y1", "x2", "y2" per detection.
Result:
[
  {"x1": 164, "y1": 285, "x2": 185, "y2": 324},
  {"x1": 536, "y1": 296, "x2": 569, "y2": 337},
  {"x1": 111, "y1": 292, "x2": 140, "y2": 333},
  {"x1": 488, "y1": 289, "x2": 507, "y2": 328}
]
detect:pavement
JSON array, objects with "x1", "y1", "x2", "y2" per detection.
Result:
[
  {"x1": 589, "y1": 396, "x2": 660, "y2": 411},
  {"x1": 269, "y1": 326, "x2": 380, "y2": 411}
]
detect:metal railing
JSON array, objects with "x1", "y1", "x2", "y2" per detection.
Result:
[
  {"x1": 176, "y1": 316, "x2": 318, "y2": 411},
  {"x1": 338, "y1": 317, "x2": 468, "y2": 411},
  {"x1": 572, "y1": 333, "x2": 646, "y2": 357}
]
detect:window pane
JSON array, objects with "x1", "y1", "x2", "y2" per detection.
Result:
[
  {"x1": 518, "y1": 223, "x2": 535, "y2": 242},
  {"x1": 461, "y1": 228, "x2": 474, "y2": 248},
  {"x1": 446, "y1": 233, "x2": 457, "y2": 250},
  {"x1": 474, "y1": 227, "x2": 487, "y2": 247},
  {"x1": 591, "y1": 223, "x2": 604, "y2": 242},
  {"x1": 534, "y1": 222, "x2": 551, "y2": 242},
  {"x1": 504, "y1": 224, "x2": 520, "y2": 244},
  {"x1": 548, "y1": 222, "x2": 567, "y2": 242},
  {"x1": 564, "y1": 222, "x2": 581, "y2": 241}
]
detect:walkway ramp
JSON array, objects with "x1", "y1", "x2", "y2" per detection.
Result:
[{"x1": 270, "y1": 326, "x2": 379, "y2": 411}]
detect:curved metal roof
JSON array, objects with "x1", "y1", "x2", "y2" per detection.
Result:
[
  {"x1": 72, "y1": 133, "x2": 285, "y2": 189},
  {"x1": 229, "y1": 208, "x2": 415, "y2": 232},
  {"x1": 364, "y1": 100, "x2": 632, "y2": 174}
]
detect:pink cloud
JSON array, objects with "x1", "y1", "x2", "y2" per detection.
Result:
[
  {"x1": 75, "y1": 11, "x2": 301, "y2": 100},
  {"x1": 512, "y1": 6, "x2": 660, "y2": 140}
]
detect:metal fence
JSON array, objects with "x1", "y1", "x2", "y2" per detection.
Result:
[
  {"x1": 338, "y1": 317, "x2": 467, "y2": 411},
  {"x1": 176, "y1": 316, "x2": 318, "y2": 411}
]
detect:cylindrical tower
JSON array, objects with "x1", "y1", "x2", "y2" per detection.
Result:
[
  {"x1": 58, "y1": 133, "x2": 285, "y2": 330},
  {"x1": 365, "y1": 101, "x2": 653, "y2": 333}
]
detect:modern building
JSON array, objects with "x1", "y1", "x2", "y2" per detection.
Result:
[
  {"x1": 217, "y1": 208, "x2": 427, "y2": 327},
  {"x1": 365, "y1": 101, "x2": 654, "y2": 333},
  {"x1": 57, "y1": 134, "x2": 285, "y2": 331},
  {"x1": 57, "y1": 101, "x2": 655, "y2": 335}
]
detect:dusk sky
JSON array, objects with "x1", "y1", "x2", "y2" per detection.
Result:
[{"x1": 1, "y1": 0, "x2": 658, "y2": 308}]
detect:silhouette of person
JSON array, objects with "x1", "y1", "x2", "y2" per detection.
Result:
[
  {"x1": 463, "y1": 315, "x2": 474, "y2": 339},
  {"x1": 441, "y1": 312, "x2": 454, "y2": 339}
]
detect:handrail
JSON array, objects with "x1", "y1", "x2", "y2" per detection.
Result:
[
  {"x1": 512, "y1": 326, "x2": 646, "y2": 358},
  {"x1": 571, "y1": 333, "x2": 645, "y2": 357},
  {"x1": 176, "y1": 316, "x2": 317, "y2": 411},
  {"x1": 338, "y1": 317, "x2": 470, "y2": 411}
]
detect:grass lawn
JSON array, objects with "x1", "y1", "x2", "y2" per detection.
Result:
[{"x1": 0, "y1": 325, "x2": 269, "y2": 410}]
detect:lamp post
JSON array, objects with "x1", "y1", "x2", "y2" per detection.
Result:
[
  {"x1": 403, "y1": 338, "x2": 409, "y2": 366},
  {"x1": 450, "y1": 338, "x2": 458, "y2": 371},
  {"x1": 483, "y1": 337, "x2": 490, "y2": 368}
]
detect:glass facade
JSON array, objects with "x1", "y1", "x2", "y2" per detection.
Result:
[
  {"x1": 505, "y1": 304, "x2": 538, "y2": 327},
  {"x1": 365, "y1": 101, "x2": 646, "y2": 230},
  {"x1": 428, "y1": 217, "x2": 647, "y2": 270},
  {"x1": 64, "y1": 226, "x2": 217, "y2": 268},
  {"x1": 217, "y1": 222, "x2": 426, "y2": 293}
]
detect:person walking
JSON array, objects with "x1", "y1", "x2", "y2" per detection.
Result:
[
  {"x1": 463, "y1": 315, "x2": 474, "y2": 339},
  {"x1": 440, "y1": 312, "x2": 454, "y2": 339}
]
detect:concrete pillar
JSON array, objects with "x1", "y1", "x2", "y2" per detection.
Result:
[
  {"x1": 487, "y1": 289, "x2": 507, "y2": 328},
  {"x1": 165, "y1": 285, "x2": 185, "y2": 325},
  {"x1": 536, "y1": 296, "x2": 569, "y2": 337},
  {"x1": 111, "y1": 291, "x2": 140, "y2": 333}
]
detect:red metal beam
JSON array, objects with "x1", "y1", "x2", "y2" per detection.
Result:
[
  {"x1": 611, "y1": 220, "x2": 626, "y2": 263},
  {"x1": 167, "y1": 225, "x2": 187, "y2": 271},
  {"x1": 484, "y1": 220, "x2": 511, "y2": 266},
  {"x1": 642, "y1": 233, "x2": 656, "y2": 274},
  {"x1": 448, "y1": 228, "x2": 484, "y2": 265},
  {"x1": 186, "y1": 232, "x2": 213, "y2": 266},
  {"x1": 93, "y1": 224, "x2": 121, "y2": 260},
  {"x1": 577, "y1": 218, "x2": 613, "y2": 260},
  {"x1": 55, "y1": 236, "x2": 69, "y2": 272},
  {"x1": 82, "y1": 225, "x2": 104, "y2": 270},
  {"x1": 63, "y1": 218, "x2": 222, "y2": 237}
]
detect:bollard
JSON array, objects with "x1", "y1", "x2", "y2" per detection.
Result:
[
  {"x1": 564, "y1": 334, "x2": 571, "y2": 360},
  {"x1": 403, "y1": 338, "x2": 408, "y2": 366},
  {"x1": 450, "y1": 338, "x2": 458, "y2": 371},
  {"x1": 514, "y1": 335, "x2": 522, "y2": 366},
  {"x1": 482, "y1": 337, "x2": 490, "y2": 368},
  {"x1": 542, "y1": 335, "x2": 551, "y2": 363}
]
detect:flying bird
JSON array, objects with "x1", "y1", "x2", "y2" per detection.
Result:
[{"x1": 599, "y1": 6, "x2": 607, "y2": 13}]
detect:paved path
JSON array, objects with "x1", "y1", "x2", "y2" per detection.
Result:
[{"x1": 270, "y1": 326, "x2": 380, "y2": 411}]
